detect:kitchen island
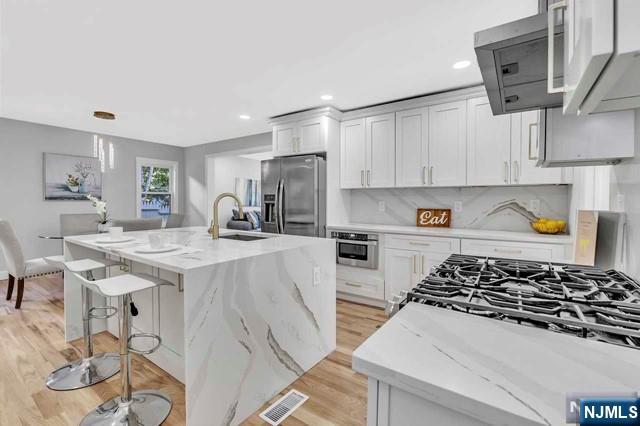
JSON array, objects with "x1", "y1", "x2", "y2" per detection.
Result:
[
  {"x1": 354, "y1": 303, "x2": 640, "y2": 426},
  {"x1": 63, "y1": 227, "x2": 336, "y2": 425}
]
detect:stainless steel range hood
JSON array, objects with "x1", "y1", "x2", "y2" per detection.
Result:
[{"x1": 474, "y1": 12, "x2": 564, "y2": 115}]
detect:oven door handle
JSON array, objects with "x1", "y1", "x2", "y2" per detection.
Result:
[{"x1": 334, "y1": 239, "x2": 378, "y2": 246}]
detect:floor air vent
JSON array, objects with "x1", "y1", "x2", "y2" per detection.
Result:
[{"x1": 259, "y1": 389, "x2": 309, "y2": 425}]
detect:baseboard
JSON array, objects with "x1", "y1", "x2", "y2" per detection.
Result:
[
  {"x1": 0, "y1": 270, "x2": 7, "y2": 280},
  {"x1": 337, "y1": 291, "x2": 386, "y2": 309}
]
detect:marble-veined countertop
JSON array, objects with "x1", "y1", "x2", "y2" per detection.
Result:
[
  {"x1": 352, "y1": 303, "x2": 640, "y2": 426},
  {"x1": 64, "y1": 226, "x2": 334, "y2": 274},
  {"x1": 328, "y1": 223, "x2": 573, "y2": 245}
]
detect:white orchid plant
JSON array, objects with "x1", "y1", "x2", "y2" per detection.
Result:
[{"x1": 86, "y1": 193, "x2": 109, "y2": 224}]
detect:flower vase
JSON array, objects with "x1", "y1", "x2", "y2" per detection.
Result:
[{"x1": 98, "y1": 222, "x2": 111, "y2": 233}]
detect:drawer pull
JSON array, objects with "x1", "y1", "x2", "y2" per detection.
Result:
[
  {"x1": 494, "y1": 248, "x2": 523, "y2": 254},
  {"x1": 409, "y1": 242, "x2": 431, "y2": 246},
  {"x1": 344, "y1": 282, "x2": 362, "y2": 288}
]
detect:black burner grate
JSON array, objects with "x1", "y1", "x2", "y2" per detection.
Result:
[{"x1": 401, "y1": 254, "x2": 640, "y2": 349}]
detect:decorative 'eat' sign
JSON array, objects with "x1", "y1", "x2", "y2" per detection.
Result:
[{"x1": 416, "y1": 208, "x2": 451, "y2": 228}]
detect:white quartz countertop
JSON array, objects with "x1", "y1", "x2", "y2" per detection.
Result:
[
  {"x1": 352, "y1": 303, "x2": 640, "y2": 426},
  {"x1": 328, "y1": 223, "x2": 573, "y2": 245},
  {"x1": 64, "y1": 227, "x2": 333, "y2": 274}
]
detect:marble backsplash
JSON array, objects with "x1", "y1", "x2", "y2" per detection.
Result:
[{"x1": 350, "y1": 185, "x2": 570, "y2": 233}]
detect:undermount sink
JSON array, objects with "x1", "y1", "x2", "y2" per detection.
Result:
[{"x1": 218, "y1": 233, "x2": 271, "y2": 242}]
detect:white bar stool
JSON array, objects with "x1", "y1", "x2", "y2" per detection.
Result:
[
  {"x1": 46, "y1": 258, "x2": 124, "y2": 391},
  {"x1": 73, "y1": 270, "x2": 174, "y2": 426}
]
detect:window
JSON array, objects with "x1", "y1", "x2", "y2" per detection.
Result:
[{"x1": 136, "y1": 158, "x2": 178, "y2": 219}]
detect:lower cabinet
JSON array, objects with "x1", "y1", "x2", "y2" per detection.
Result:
[
  {"x1": 460, "y1": 238, "x2": 567, "y2": 262},
  {"x1": 384, "y1": 235, "x2": 460, "y2": 301}
]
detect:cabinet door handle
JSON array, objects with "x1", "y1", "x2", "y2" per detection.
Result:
[
  {"x1": 409, "y1": 241, "x2": 431, "y2": 247},
  {"x1": 503, "y1": 161, "x2": 509, "y2": 184},
  {"x1": 367, "y1": 170, "x2": 371, "y2": 186},
  {"x1": 494, "y1": 248, "x2": 523, "y2": 254},
  {"x1": 547, "y1": 1, "x2": 567, "y2": 94},
  {"x1": 422, "y1": 166, "x2": 427, "y2": 185},
  {"x1": 513, "y1": 161, "x2": 520, "y2": 183},
  {"x1": 429, "y1": 166, "x2": 434, "y2": 185},
  {"x1": 344, "y1": 281, "x2": 362, "y2": 288},
  {"x1": 528, "y1": 122, "x2": 539, "y2": 160},
  {"x1": 412, "y1": 255, "x2": 416, "y2": 274},
  {"x1": 421, "y1": 254, "x2": 425, "y2": 275},
  {"x1": 361, "y1": 170, "x2": 364, "y2": 187}
]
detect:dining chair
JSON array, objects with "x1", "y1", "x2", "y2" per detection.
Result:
[
  {"x1": 60, "y1": 213, "x2": 100, "y2": 236},
  {"x1": 163, "y1": 213, "x2": 185, "y2": 229},
  {"x1": 111, "y1": 218, "x2": 162, "y2": 232},
  {"x1": 0, "y1": 219, "x2": 62, "y2": 308}
]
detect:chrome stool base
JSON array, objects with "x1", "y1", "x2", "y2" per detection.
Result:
[
  {"x1": 45, "y1": 352, "x2": 120, "y2": 391},
  {"x1": 80, "y1": 390, "x2": 173, "y2": 426}
]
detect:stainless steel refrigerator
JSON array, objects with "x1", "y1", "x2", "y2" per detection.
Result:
[{"x1": 261, "y1": 155, "x2": 326, "y2": 237}]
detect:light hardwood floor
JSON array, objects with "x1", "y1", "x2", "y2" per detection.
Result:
[{"x1": 0, "y1": 274, "x2": 386, "y2": 425}]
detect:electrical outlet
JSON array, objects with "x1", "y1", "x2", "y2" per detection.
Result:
[
  {"x1": 454, "y1": 201, "x2": 462, "y2": 213},
  {"x1": 378, "y1": 201, "x2": 386, "y2": 212},
  {"x1": 616, "y1": 194, "x2": 626, "y2": 212},
  {"x1": 313, "y1": 266, "x2": 321, "y2": 287},
  {"x1": 530, "y1": 199, "x2": 541, "y2": 215}
]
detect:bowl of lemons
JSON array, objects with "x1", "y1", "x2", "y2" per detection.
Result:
[{"x1": 531, "y1": 217, "x2": 567, "y2": 234}]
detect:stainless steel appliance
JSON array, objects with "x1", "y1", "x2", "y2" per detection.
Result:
[
  {"x1": 331, "y1": 231, "x2": 378, "y2": 269},
  {"x1": 261, "y1": 155, "x2": 326, "y2": 237},
  {"x1": 387, "y1": 254, "x2": 640, "y2": 349},
  {"x1": 474, "y1": 3, "x2": 564, "y2": 115}
]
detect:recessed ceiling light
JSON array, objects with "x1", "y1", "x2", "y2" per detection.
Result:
[
  {"x1": 452, "y1": 60, "x2": 471, "y2": 70},
  {"x1": 320, "y1": 94, "x2": 333, "y2": 101},
  {"x1": 93, "y1": 111, "x2": 116, "y2": 120},
  {"x1": 239, "y1": 114, "x2": 251, "y2": 120}
]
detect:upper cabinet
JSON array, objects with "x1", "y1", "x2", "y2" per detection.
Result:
[
  {"x1": 428, "y1": 101, "x2": 467, "y2": 186},
  {"x1": 272, "y1": 112, "x2": 339, "y2": 157},
  {"x1": 366, "y1": 113, "x2": 395, "y2": 188},
  {"x1": 515, "y1": 110, "x2": 565, "y2": 185},
  {"x1": 466, "y1": 96, "x2": 570, "y2": 186},
  {"x1": 340, "y1": 118, "x2": 367, "y2": 189},
  {"x1": 396, "y1": 107, "x2": 428, "y2": 187},
  {"x1": 394, "y1": 102, "x2": 466, "y2": 188},
  {"x1": 558, "y1": 0, "x2": 640, "y2": 114},
  {"x1": 467, "y1": 97, "x2": 511, "y2": 186},
  {"x1": 340, "y1": 114, "x2": 395, "y2": 189}
]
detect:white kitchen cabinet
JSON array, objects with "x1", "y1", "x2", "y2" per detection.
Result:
[
  {"x1": 513, "y1": 110, "x2": 566, "y2": 184},
  {"x1": 467, "y1": 97, "x2": 511, "y2": 185},
  {"x1": 366, "y1": 113, "x2": 396, "y2": 188},
  {"x1": 385, "y1": 235, "x2": 460, "y2": 300},
  {"x1": 340, "y1": 118, "x2": 367, "y2": 188},
  {"x1": 273, "y1": 123, "x2": 296, "y2": 156},
  {"x1": 340, "y1": 114, "x2": 395, "y2": 189},
  {"x1": 428, "y1": 100, "x2": 466, "y2": 186},
  {"x1": 461, "y1": 238, "x2": 567, "y2": 262},
  {"x1": 557, "y1": 0, "x2": 640, "y2": 114},
  {"x1": 466, "y1": 97, "x2": 568, "y2": 186},
  {"x1": 395, "y1": 107, "x2": 429, "y2": 187},
  {"x1": 272, "y1": 116, "x2": 334, "y2": 156},
  {"x1": 385, "y1": 248, "x2": 421, "y2": 299}
]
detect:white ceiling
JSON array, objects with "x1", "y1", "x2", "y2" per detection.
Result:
[{"x1": 0, "y1": 1, "x2": 537, "y2": 147}]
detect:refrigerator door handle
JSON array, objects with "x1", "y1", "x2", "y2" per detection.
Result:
[{"x1": 277, "y1": 179, "x2": 285, "y2": 234}]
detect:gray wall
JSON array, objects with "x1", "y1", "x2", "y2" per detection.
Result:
[
  {"x1": 0, "y1": 117, "x2": 185, "y2": 274},
  {"x1": 183, "y1": 132, "x2": 271, "y2": 226}
]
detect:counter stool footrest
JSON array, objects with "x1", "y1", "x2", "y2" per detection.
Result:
[
  {"x1": 88, "y1": 305, "x2": 118, "y2": 320},
  {"x1": 128, "y1": 333, "x2": 162, "y2": 355}
]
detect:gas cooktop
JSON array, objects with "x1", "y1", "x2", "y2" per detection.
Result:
[{"x1": 389, "y1": 254, "x2": 640, "y2": 349}]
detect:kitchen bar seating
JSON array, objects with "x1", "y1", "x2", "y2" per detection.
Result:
[
  {"x1": 70, "y1": 268, "x2": 173, "y2": 426},
  {"x1": 45, "y1": 258, "x2": 125, "y2": 391}
]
